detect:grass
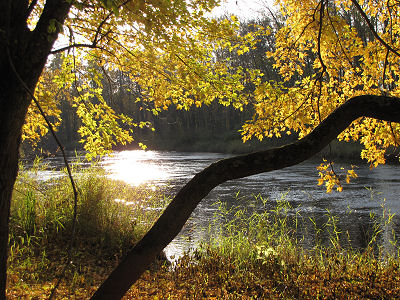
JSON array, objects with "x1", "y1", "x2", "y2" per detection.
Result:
[
  {"x1": 8, "y1": 159, "x2": 169, "y2": 298},
  {"x1": 123, "y1": 194, "x2": 400, "y2": 299},
  {"x1": 165, "y1": 195, "x2": 400, "y2": 299},
  {"x1": 6, "y1": 159, "x2": 400, "y2": 298}
]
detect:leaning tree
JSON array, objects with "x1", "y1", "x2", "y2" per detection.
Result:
[{"x1": 93, "y1": 0, "x2": 400, "y2": 298}]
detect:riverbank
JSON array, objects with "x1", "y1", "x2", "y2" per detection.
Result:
[
  {"x1": 8, "y1": 163, "x2": 400, "y2": 298},
  {"x1": 23, "y1": 124, "x2": 370, "y2": 162},
  {"x1": 123, "y1": 132, "x2": 366, "y2": 161}
]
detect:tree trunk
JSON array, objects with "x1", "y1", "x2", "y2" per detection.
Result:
[
  {"x1": 0, "y1": 2, "x2": 72, "y2": 297},
  {"x1": 92, "y1": 95, "x2": 400, "y2": 299},
  {"x1": 0, "y1": 28, "x2": 36, "y2": 295},
  {"x1": 0, "y1": 83, "x2": 31, "y2": 297}
]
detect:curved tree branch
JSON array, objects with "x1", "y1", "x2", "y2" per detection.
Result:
[{"x1": 92, "y1": 95, "x2": 400, "y2": 299}]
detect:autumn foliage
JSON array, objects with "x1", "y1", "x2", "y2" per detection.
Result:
[{"x1": 248, "y1": 1, "x2": 400, "y2": 187}]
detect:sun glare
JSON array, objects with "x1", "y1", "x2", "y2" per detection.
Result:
[{"x1": 102, "y1": 150, "x2": 169, "y2": 186}]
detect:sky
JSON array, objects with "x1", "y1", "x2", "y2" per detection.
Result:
[{"x1": 211, "y1": 0, "x2": 277, "y2": 20}]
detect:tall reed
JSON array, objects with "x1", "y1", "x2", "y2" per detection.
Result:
[{"x1": 8, "y1": 158, "x2": 170, "y2": 288}]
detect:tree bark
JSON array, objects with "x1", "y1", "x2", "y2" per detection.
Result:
[
  {"x1": 0, "y1": 85, "x2": 31, "y2": 298},
  {"x1": 0, "y1": 26, "x2": 34, "y2": 296},
  {"x1": 0, "y1": 1, "x2": 71, "y2": 297},
  {"x1": 92, "y1": 95, "x2": 400, "y2": 299}
]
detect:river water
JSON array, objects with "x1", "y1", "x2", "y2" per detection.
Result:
[{"x1": 42, "y1": 150, "x2": 400, "y2": 259}]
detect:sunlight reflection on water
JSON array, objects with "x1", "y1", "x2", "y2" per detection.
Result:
[{"x1": 101, "y1": 150, "x2": 169, "y2": 186}]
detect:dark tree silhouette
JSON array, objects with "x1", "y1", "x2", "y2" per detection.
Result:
[{"x1": 0, "y1": 1, "x2": 71, "y2": 297}]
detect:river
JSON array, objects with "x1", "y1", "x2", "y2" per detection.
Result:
[{"x1": 41, "y1": 150, "x2": 400, "y2": 260}]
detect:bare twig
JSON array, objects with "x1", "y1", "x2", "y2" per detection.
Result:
[
  {"x1": 263, "y1": 5, "x2": 281, "y2": 29},
  {"x1": 325, "y1": 6, "x2": 356, "y2": 70},
  {"x1": 311, "y1": 0, "x2": 328, "y2": 124},
  {"x1": 101, "y1": 65, "x2": 115, "y2": 105},
  {"x1": 316, "y1": 0, "x2": 327, "y2": 76},
  {"x1": 382, "y1": 49, "x2": 390, "y2": 90},
  {"x1": 51, "y1": 42, "x2": 103, "y2": 54}
]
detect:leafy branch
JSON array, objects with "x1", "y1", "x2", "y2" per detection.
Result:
[{"x1": 351, "y1": 0, "x2": 400, "y2": 58}]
